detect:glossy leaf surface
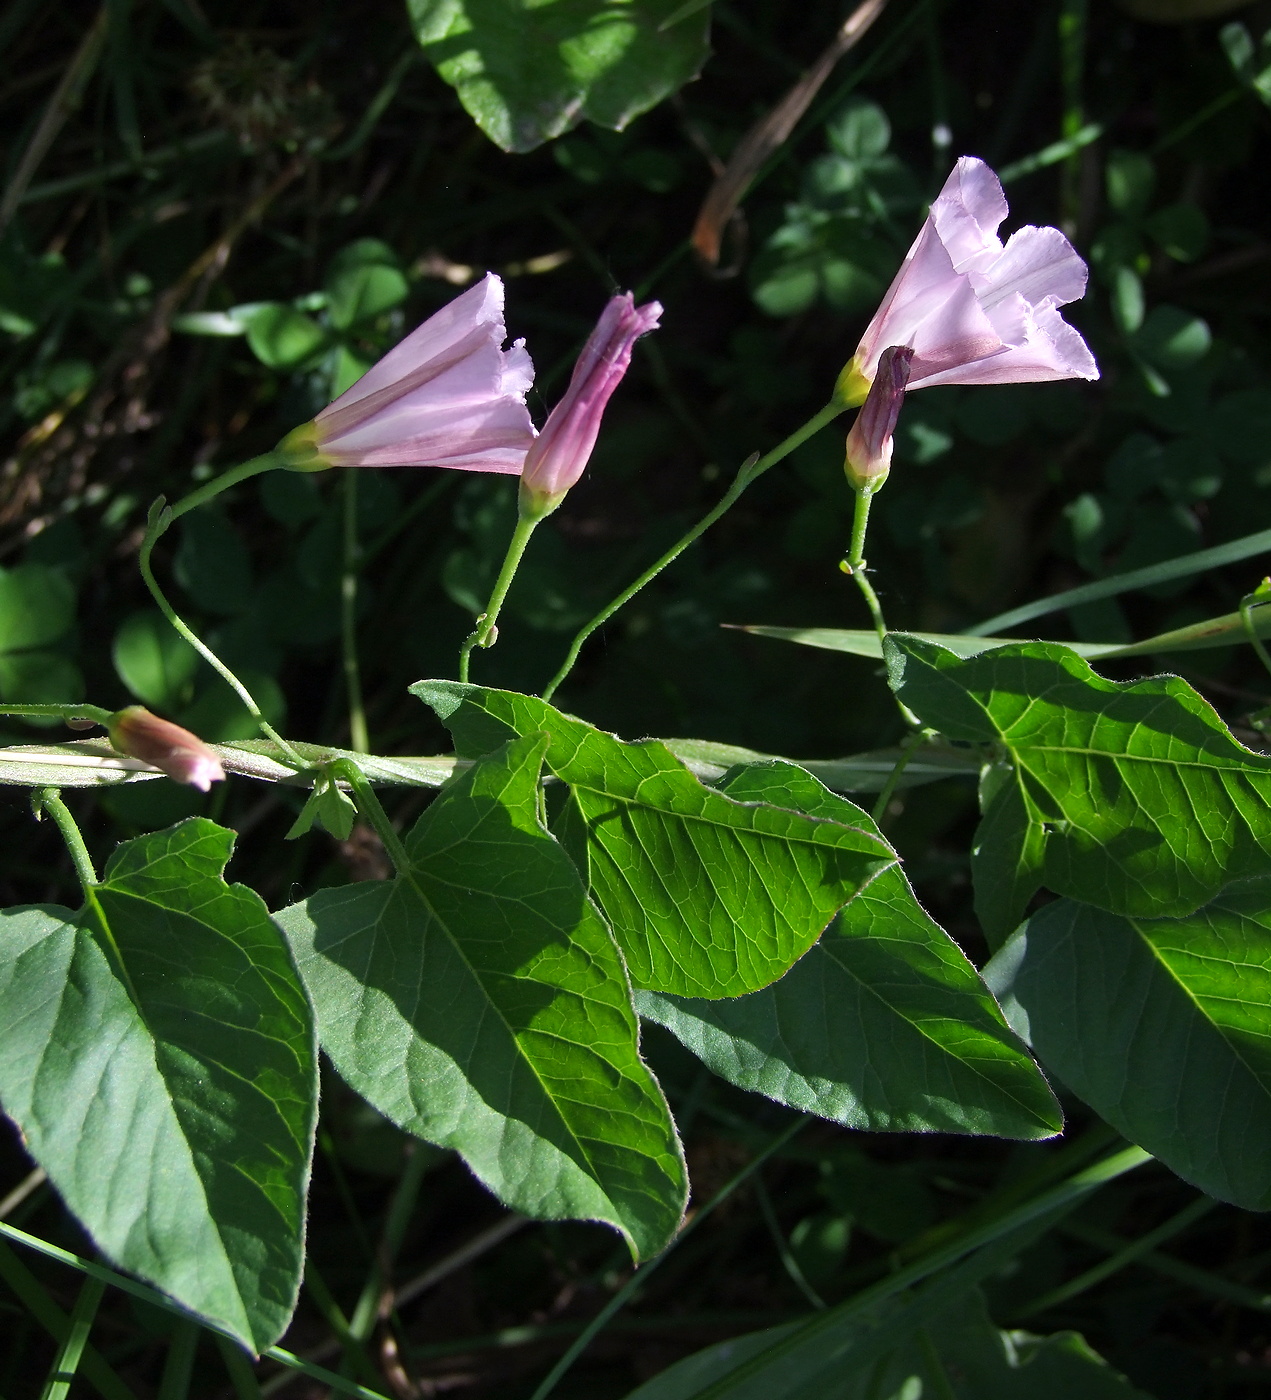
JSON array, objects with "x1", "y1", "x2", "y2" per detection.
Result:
[
  {"x1": 0, "y1": 820, "x2": 316, "y2": 1351},
  {"x1": 986, "y1": 881, "x2": 1271, "y2": 1210},
  {"x1": 415, "y1": 681, "x2": 896, "y2": 998},
  {"x1": 277, "y1": 733, "x2": 687, "y2": 1259},
  {"x1": 885, "y1": 636, "x2": 1271, "y2": 921},
  {"x1": 637, "y1": 762, "x2": 1060, "y2": 1140}
]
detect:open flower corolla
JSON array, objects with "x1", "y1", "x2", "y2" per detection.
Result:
[
  {"x1": 285, "y1": 272, "x2": 536, "y2": 473},
  {"x1": 837, "y1": 157, "x2": 1098, "y2": 405}
]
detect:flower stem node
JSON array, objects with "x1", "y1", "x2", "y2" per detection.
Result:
[{"x1": 106, "y1": 706, "x2": 225, "y2": 791}]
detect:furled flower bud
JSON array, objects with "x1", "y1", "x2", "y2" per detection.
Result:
[
  {"x1": 107, "y1": 706, "x2": 225, "y2": 791},
  {"x1": 844, "y1": 346, "x2": 913, "y2": 492},
  {"x1": 282, "y1": 272, "x2": 537, "y2": 475},
  {"x1": 518, "y1": 293, "x2": 662, "y2": 519}
]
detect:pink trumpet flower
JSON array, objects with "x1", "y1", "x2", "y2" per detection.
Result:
[
  {"x1": 844, "y1": 346, "x2": 914, "y2": 492},
  {"x1": 282, "y1": 272, "x2": 536, "y2": 473},
  {"x1": 519, "y1": 293, "x2": 662, "y2": 518},
  {"x1": 107, "y1": 706, "x2": 225, "y2": 791},
  {"x1": 836, "y1": 157, "x2": 1098, "y2": 406}
]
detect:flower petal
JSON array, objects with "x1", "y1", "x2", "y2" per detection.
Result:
[
  {"x1": 972, "y1": 224, "x2": 1088, "y2": 314},
  {"x1": 327, "y1": 273, "x2": 508, "y2": 414},
  {"x1": 930, "y1": 156, "x2": 1008, "y2": 275},
  {"x1": 857, "y1": 222, "x2": 975, "y2": 376},
  {"x1": 913, "y1": 298, "x2": 1099, "y2": 388},
  {"x1": 520, "y1": 294, "x2": 662, "y2": 504}
]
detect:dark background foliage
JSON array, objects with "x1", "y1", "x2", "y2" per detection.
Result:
[{"x1": 3, "y1": 1, "x2": 1271, "y2": 1395}]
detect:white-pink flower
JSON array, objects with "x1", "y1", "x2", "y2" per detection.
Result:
[
  {"x1": 838, "y1": 157, "x2": 1098, "y2": 402},
  {"x1": 296, "y1": 272, "x2": 536, "y2": 473}
]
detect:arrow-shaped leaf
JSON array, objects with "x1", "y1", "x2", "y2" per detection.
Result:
[
  {"x1": 986, "y1": 881, "x2": 1271, "y2": 1211},
  {"x1": 638, "y1": 761, "x2": 1060, "y2": 1141},
  {"x1": 415, "y1": 681, "x2": 896, "y2": 999},
  {"x1": 0, "y1": 819, "x2": 317, "y2": 1351},
  {"x1": 276, "y1": 733, "x2": 687, "y2": 1259},
  {"x1": 885, "y1": 636, "x2": 1271, "y2": 921}
]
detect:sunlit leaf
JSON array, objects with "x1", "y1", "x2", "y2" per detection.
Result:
[
  {"x1": 415, "y1": 681, "x2": 895, "y2": 998},
  {"x1": 406, "y1": 0, "x2": 711, "y2": 153},
  {"x1": 0, "y1": 820, "x2": 317, "y2": 1350},
  {"x1": 987, "y1": 879, "x2": 1271, "y2": 1211},
  {"x1": 276, "y1": 733, "x2": 687, "y2": 1259},
  {"x1": 638, "y1": 761, "x2": 1061, "y2": 1140}
]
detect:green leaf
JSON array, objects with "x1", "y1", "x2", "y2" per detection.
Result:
[
  {"x1": 275, "y1": 733, "x2": 687, "y2": 1259},
  {"x1": 414, "y1": 682, "x2": 896, "y2": 998},
  {"x1": 0, "y1": 563, "x2": 75, "y2": 652},
  {"x1": 971, "y1": 760, "x2": 1047, "y2": 949},
  {"x1": 406, "y1": 0, "x2": 711, "y2": 153},
  {"x1": 637, "y1": 762, "x2": 1060, "y2": 1140},
  {"x1": 0, "y1": 652, "x2": 84, "y2": 715},
  {"x1": 0, "y1": 820, "x2": 317, "y2": 1350},
  {"x1": 243, "y1": 304, "x2": 330, "y2": 370},
  {"x1": 624, "y1": 1285, "x2": 1152, "y2": 1400},
  {"x1": 326, "y1": 264, "x2": 409, "y2": 330},
  {"x1": 112, "y1": 610, "x2": 200, "y2": 710},
  {"x1": 986, "y1": 881, "x2": 1271, "y2": 1211},
  {"x1": 885, "y1": 636, "x2": 1271, "y2": 921}
]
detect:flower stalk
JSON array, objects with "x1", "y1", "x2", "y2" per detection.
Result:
[
  {"x1": 34, "y1": 788, "x2": 97, "y2": 895},
  {"x1": 138, "y1": 502, "x2": 304, "y2": 768},
  {"x1": 541, "y1": 400, "x2": 843, "y2": 703},
  {"x1": 458, "y1": 509, "x2": 542, "y2": 683}
]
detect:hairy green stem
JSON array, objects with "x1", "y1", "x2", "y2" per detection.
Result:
[
  {"x1": 841, "y1": 486, "x2": 888, "y2": 649},
  {"x1": 164, "y1": 452, "x2": 282, "y2": 526},
  {"x1": 458, "y1": 511, "x2": 542, "y2": 683},
  {"x1": 542, "y1": 402, "x2": 843, "y2": 702},
  {"x1": 341, "y1": 471, "x2": 369, "y2": 752},
  {"x1": 1, "y1": 702, "x2": 113, "y2": 725},
  {"x1": 139, "y1": 507, "x2": 304, "y2": 767},
  {"x1": 331, "y1": 759, "x2": 411, "y2": 875},
  {"x1": 36, "y1": 789, "x2": 97, "y2": 894},
  {"x1": 870, "y1": 729, "x2": 933, "y2": 825},
  {"x1": 841, "y1": 485, "x2": 921, "y2": 729}
]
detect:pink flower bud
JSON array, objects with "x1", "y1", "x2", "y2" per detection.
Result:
[
  {"x1": 844, "y1": 346, "x2": 914, "y2": 491},
  {"x1": 107, "y1": 706, "x2": 225, "y2": 792},
  {"x1": 838, "y1": 157, "x2": 1098, "y2": 400},
  {"x1": 518, "y1": 293, "x2": 662, "y2": 517},
  {"x1": 297, "y1": 273, "x2": 537, "y2": 474}
]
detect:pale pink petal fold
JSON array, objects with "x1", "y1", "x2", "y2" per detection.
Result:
[
  {"x1": 310, "y1": 272, "x2": 537, "y2": 473},
  {"x1": 929, "y1": 157, "x2": 1007, "y2": 274},
  {"x1": 845, "y1": 156, "x2": 1098, "y2": 398},
  {"x1": 972, "y1": 224, "x2": 1088, "y2": 313},
  {"x1": 519, "y1": 293, "x2": 662, "y2": 513}
]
